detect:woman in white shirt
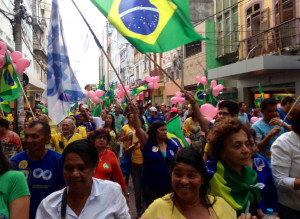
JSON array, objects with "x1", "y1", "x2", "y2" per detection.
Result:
[
  {"x1": 271, "y1": 105, "x2": 300, "y2": 219},
  {"x1": 36, "y1": 139, "x2": 130, "y2": 219}
]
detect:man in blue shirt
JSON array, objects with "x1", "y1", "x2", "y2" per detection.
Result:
[
  {"x1": 252, "y1": 98, "x2": 291, "y2": 164},
  {"x1": 277, "y1": 96, "x2": 295, "y2": 125},
  {"x1": 147, "y1": 107, "x2": 163, "y2": 124},
  {"x1": 10, "y1": 121, "x2": 65, "y2": 219},
  {"x1": 112, "y1": 105, "x2": 125, "y2": 137},
  {"x1": 238, "y1": 101, "x2": 250, "y2": 125}
]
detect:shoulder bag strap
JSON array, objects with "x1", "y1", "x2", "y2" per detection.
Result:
[{"x1": 61, "y1": 188, "x2": 68, "y2": 219}]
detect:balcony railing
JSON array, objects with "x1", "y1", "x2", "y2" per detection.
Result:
[{"x1": 242, "y1": 18, "x2": 299, "y2": 59}]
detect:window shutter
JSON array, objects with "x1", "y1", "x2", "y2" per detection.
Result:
[
  {"x1": 275, "y1": 0, "x2": 280, "y2": 26},
  {"x1": 281, "y1": 0, "x2": 294, "y2": 22},
  {"x1": 260, "y1": 8, "x2": 269, "y2": 31}
]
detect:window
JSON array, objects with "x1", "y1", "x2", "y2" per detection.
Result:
[
  {"x1": 175, "y1": 69, "x2": 180, "y2": 80},
  {"x1": 225, "y1": 12, "x2": 230, "y2": 35},
  {"x1": 185, "y1": 41, "x2": 202, "y2": 58},
  {"x1": 170, "y1": 71, "x2": 174, "y2": 80},
  {"x1": 217, "y1": 16, "x2": 222, "y2": 36}
]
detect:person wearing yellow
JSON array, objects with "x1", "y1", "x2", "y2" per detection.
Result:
[
  {"x1": 120, "y1": 112, "x2": 143, "y2": 217},
  {"x1": 50, "y1": 118, "x2": 82, "y2": 154},
  {"x1": 68, "y1": 115, "x2": 87, "y2": 139},
  {"x1": 182, "y1": 112, "x2": 203, "y2": 150}
]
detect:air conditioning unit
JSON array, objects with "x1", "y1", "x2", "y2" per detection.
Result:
[{"x1": 35, "y1": 93, "x2": 42, "y2": 101}]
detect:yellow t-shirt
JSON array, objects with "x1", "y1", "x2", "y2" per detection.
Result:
[
  {"x1": 50, "y1": 133, "x2": 82, "y2": 154},
  {"x1": 121, "y1": 124, "x2": 143, "y2": 165},
  {"x1": 76, "y1": 126, "x2": 87, "y2": 138},
  {"x1": 141, "y1": 194, "x2": 236, "y2": 219}
]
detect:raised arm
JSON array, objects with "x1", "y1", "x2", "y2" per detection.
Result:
[
  {"x1": 130, "y1": 103, "x2": 148, "y2": 149},
  {"x1": 184, "y1": 91, "x2": 210, "y2": 133}
]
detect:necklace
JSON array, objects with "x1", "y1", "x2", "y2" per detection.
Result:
[{"x1": 98, "y1": 150, "x2": 106, "y2": 162}]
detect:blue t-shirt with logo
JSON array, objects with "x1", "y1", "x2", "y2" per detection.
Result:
[
  {"x1": 141, "y1": 138, "x2": 179, "y2": 189},
  {"x1": 252, "y1": 119, "x2": 286, "y2": 165},
  {"x1": 10, "y1": 149, "x2": 65, "y2": 219}
]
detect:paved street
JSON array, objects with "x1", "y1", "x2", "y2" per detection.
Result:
[{"x1": 127, "y1": 177, "x2": 138, "y2": 219}]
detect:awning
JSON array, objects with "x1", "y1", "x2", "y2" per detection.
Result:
[{"x1": 208, "y1": 56, "x2": 300, "y2": 80}]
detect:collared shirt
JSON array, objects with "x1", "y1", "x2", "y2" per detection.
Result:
[
  {"x1": 271, "y1": 131, "x2": 300, "y2": 211},
  {"x1": 36, "y1": 178, "x2": 130, "y2": 219}
]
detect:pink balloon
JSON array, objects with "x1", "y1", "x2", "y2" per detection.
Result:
[
  {"x1": 0, "y1": 41, "x2": 7, "y2": 56},
  {"x1": 88, "y1": 91, "x2": 96, "y2": 98},
  {"x1": 251, "y1": 117, "x2": 260, "y2": 124},
  {"x1": 176, "y1": 92, "x2": 182, "y2": 98},
  {"x1": 118, "y1": 84, "x2": 123, "y2": 91},
  {"x1": 152, "y1": 76, "x2": 160, "y2": 83},
  {"x1": 148, "y1": 82, "x2": 154, "y2": 89},
  {"x1": 10, "y1": 51, "x2": 22, "y2": 63},
  {"x1": 153, "y1": 83, "x2": 159, "y2": 89},
  {"x1": 196, "y1": 76, "x2": 201, "y2": 82},
  {"x1": 145, "y1": 75, "x2": 152, "y2": 82},
  {"x1": 95, "y1": 90, "x2": 104, "y2": 97},
  {"x1": 211, "y1": 80, "x2": 217, "y2": 88},
  {"x1": 171, "y1": 97, "x2": 178, "y2": 104},
  {"x1": 205, "y1": 117, "x2": 213, "y2": 121},
  {"x1": 0, "y1": 54, "x2": 5, "y2": 68},
  {"x1": 178, "y1": 97, "x2": 185, "y2": 104},
  {"x1": 117, "y1": 99, "x2": 122, "y2": 106},
  {"x1": 216, "y1": 84, "x2": 224, "y2": 91},
  {"x1": 12, "y1": 63, "x2": 18, "y2": 73},
  {"x1": 213, "y1": 87, "x2": 220, "y2": 97},
  {"x1": 125, "y1": 86, "x2": 130, "y2": 90},
  {"x1": 92, "y1": 97, "x2": 101, "y2": 104},
  {"x1": 201, "y1": 76, "x2": 207, "y2": 85},
  {"x1": 185, "y1": 137, "x2": 191, "y2": 146},
  {"x1": 277, "y1": 103, "x2": 281, "y2": 108},
  {"x1": 200, "y1": 104, "x2": 218, "y2": 118},
  {"x1": 16, "y1": 58, "x2": 30, "y2": 73},
  {"x1": 126, "y1": 90, "x2": 131, "y2": 96}
]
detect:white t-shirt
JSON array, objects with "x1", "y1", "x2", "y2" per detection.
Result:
[
  {"x1": 92, "y1": 117, "x2": 105, "y2": 129},
  {"x1": 271, "y1": 131, "x2": 300, "y2": 211},
  {"x1": 36, "y1": 178, "x2": 130, "y2": 219}
]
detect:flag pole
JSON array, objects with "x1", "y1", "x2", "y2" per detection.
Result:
[
  {"x1": 280, "y1": 95, "x2": 300, "y2": 128},
  {"x1": 16, "y1": 77, "x2": 36, "y2": 120},
  {"x1": 70, "y1": 0, "x2": 132, "y2": 103},
  {"x1": 0, "y1": 103, "x2": 4, "y2": 115},
  {"x1": 145, "y1": 53, "x2": 183, "y2": 92}
]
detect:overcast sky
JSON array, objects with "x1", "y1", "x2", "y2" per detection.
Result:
[{"x1": 59, "y1": 0, "x2": 106, "y2": 90}]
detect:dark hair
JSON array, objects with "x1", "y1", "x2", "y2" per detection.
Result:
[
  {"x1": 171, "y1": 147, "x2": 214, "y2": 208},
  {"x1": 147, "y1": 120, "x2": 168, "y2": 145},
  {"x1": 28, "y1": 121, "x2": 51, "y2": 136},
  {"x1": 62, "y1": 139, "x2": 99, "y2": 168},
  {"x1": 104, "y1": 113, "x2": 117, "y2": 134},
  {"x1": 0, "y1": 141, "x2": 12, "y2": 175},
  {"x1": 238, "y1": 101, "x2": 245, "y2": 108},
  {"x1": 218, "y1": 100, "x2": 239, "y2": 117},
  {"x1": 84, "y1": 84, "x2": 91, "y2": 90},
  {"x1": 281, "y1": 96, "x2": 295, "y2": 106},
  {"x1": 127, "y1": 112, "x2": 133, "y2": 119},
  {"x1": 261, "y1": 98, "x2": 277, "y2": 111},
  {"x1": 249, "y1": 128, "x2": 257, "y2": 139},
  {"x1": 79, "y1": 113, "x2": 88, "y2": 122},
  {"x1": 208, "y1": 118, "x2": 251, "y2": 159},
  {"x1": 88, "y1": 128, "x2": 111, "y2": 143},
  {"x1": 290, "y1": 105, "x2": 300, "y2": 134},
  {"x1": 69, "y1": 115, "x2": 78, "y2": 127},
  {"x1": 0, "y1": 119, "x2": 9, "y2": 129}
]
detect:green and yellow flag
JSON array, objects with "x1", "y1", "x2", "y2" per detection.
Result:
[
  {"x1": 91, "y1": 0, "x2": 207, "y2": 53},
  {"x1": 130, "y1": 84, "x2": 148, "y2": 97},
  {"x1": 38, "y1": 104, "x2": 48, "y2": 113},
  {"x1": 194, "y1": 83, "x2": 205, "y2": 105},
  {"x1": 98, "y1": 75, "x2": 105, "y2": 90},
  {"x1": 0, "y1": 52, "x2": 21, "y2": 101},
  {"x1": 0, "y1": 97, "x2": 11, "y2": 113},
  {"x1": 254, "y1": 83, "x2": 264, "y2": 108},
  {"x1": 166, "y1": 116, "x2": 189, "y2": 148}
]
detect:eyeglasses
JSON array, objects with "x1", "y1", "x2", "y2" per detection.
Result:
[
  {"x1": 96, "y1": 136, "x2": 108, "y2": 140},
  {"x1": 218, "y1": 112, "x2": 231, "y2": 116}
]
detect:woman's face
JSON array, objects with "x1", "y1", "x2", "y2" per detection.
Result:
[
  {"x1": 79, "y1": 115, "x2": 85, "y2": 123},
  {"x1": 222, "y1": 129, "x2": 251, "y2": 171},
  {"x1": 156, "y1": 125, "x2": 167, "y2": 140},
  {"x1": 94, "y1": 134, "x2": 109, "y2": 151},
  {"x1": 105, "y1": 115, "x2": 113, "y2": 125},
  {"x1": 172, "y1": 162, "x2": 202, "y2": 202},
  {"x1": 63, "y1": 153, "x2": 96, "y2": 192},
  {"x1": 178, "y1": 109, "x2": 183, "y2": 115},
  {"x1": 128, "y1": 114, "x2": 134, "y2": 124}
]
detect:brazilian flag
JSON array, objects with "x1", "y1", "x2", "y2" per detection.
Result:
[
  {"x1": 98, "y1": 75, "x2": 105, "y2": 90},
  {"x1": 104, "y1": 83, "x2": 114, "y2": 108},
  {"x1": 130, "y1": 84, "x2": 148, "y2": 96},
  {"x1": 91, "y1": 0, "x2": 207, "y2": 53},
  {"x1": 0, "y1": 52, "x2": 21, "y2": 101},
  {"x1": 38, "y1": 104, "x2": 48, "y2": 113},
  {"x1": 166, "y1": 116, "x2": 189, "y2": 147},
  {"x1": 254, "y1": 83, "x2": 264, "y2": 109},
  {"x1": 194, "y1": 83, "x2": 205, "y2": 105},
  {"x1": 0, "y1": 97, "x2": 11, "y2": 113}
]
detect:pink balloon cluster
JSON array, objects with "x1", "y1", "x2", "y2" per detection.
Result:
[
  {"x1": 250, "y1": 116, "x2": 262, "y2": 124},
  {"x1": 195, "y1": 76, "x2": 208, "y2": 86},
  {"x1": 171, "y1": 92, "x2": 185, "y2": 104},
  {"x1": 116, "y1": 85, "x2": 131, "y2": 101},
  {"x1": 145, "y1": 75, "x2": 160, "y2": 89},
  {"x1": 88, "y1": 90, "x2": 104, "y2": 104},
  {"x1": 200, "y1": 103, "x2": 218, "y2": 121},
  {"x1": 0, "y1": 41, "x2": 30, "y2": 72},
  {"x1": 0, "y1": 42, "x2": 30, "y2": 72},
  {"x1": 210, "y1": 80, "x2": 224, "y2": 97}
]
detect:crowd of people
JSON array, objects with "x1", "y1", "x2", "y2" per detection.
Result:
[{"x1": 0, "y1": 90, "x2": 299, "y2": 219}]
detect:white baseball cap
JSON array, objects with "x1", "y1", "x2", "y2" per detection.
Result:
[{"x1": 149, "y1": 106, "x2": 157, "y2": 112}]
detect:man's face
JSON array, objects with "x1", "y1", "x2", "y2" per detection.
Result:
[
  {"x1": 240, "y1": 103, "x2": 247, "y2": 112},
  {"x1": 262, "y1": 104, "x2": 278, "y2": 122},
  {"x1": 25, "y1": 124, "x2": 51, "y2": 153},
  {"x1": 101, "y1": 110, "x2": 107, "y2": 119},
  {"x1": 161, "y1": 105, "x2": 166, "y2": 113},
  {"x1": 115, "y1": 106, "x2": 121, "y2": 114},
  {"x1": 62, "y1": 120, "x2": 73, "y2": 134},
  {"x1": 35, "y1": 109, "x2": 42, "y2": 116},
  {"x1": 218, "y1": 107, "x2": 232, "y2": 120},
  {"x1": 150, "y1": 111, "x2": 156, "y2": 117}
]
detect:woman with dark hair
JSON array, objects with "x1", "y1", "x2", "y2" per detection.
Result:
[
  {"x1": 131, "y1": 103, "x2": 179, "y2": 207},
  {"x1": 206, "y1": 118, "x2": 263, "y2": 217},
  {"x1": 36, "y1": 139, "x2": 130, "y2": 218},
  {"x1": 89, "y1": 128, "x2": 129, "y2": 202},
  {"x1": 141, "y1": 147, "x2": 236, "y2": 218},
  {"x1": 104, "y1": 113, "x2": 119, "y2": 157},
  {"x1": 0, "y1": 141, "x2": 30, "y2": 219},
  {"x1": 271, "y1": 105, "x2": 300, "y2": 219},
  {"x1": 78, "y1": 112, "x2": 95, "y2": 133}
]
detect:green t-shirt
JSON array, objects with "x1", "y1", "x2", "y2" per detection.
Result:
[{"x1": 0, "y1": 170, "x2": 30, "y2": 219}]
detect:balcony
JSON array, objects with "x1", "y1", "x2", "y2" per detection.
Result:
[{"x1": 243, "y1": 18, "x2": 300, "y2": 59}]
